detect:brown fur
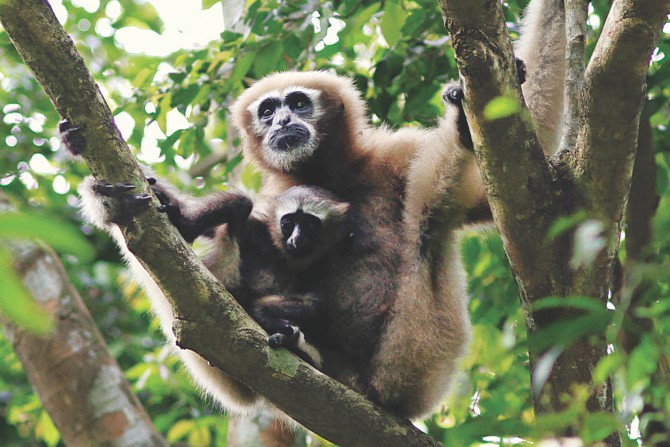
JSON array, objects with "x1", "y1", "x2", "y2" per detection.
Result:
[
  {"x1": 231, "y1": 71, "x2": 481, "y2": 418},
  {"x1": 75, "y1": 0, "x2": 565, "y2": 422},
  {"x1": 226, "y1": 0, "x2": 567, "y2": 417}
]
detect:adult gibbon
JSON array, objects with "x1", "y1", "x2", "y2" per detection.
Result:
[
  {"x1": 227, "y1": 0, "x2": 564, "y2": 418},
  {"x1": 66, "y1": 0, "x2": 565, "y2": 421}
]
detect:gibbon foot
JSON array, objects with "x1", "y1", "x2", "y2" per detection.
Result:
[
  {"x1": 91, "y1": 180, "x2": 152, "y2": 226},
  {"x1": 59, "y1": 119, "x2": 86, "y2": 155},
  {"x1": 268, "y1": 325, "x2": 320, "y2": 367},
  {"x1": 268, "y1": 324, "x2": 301, "y2": 349}
]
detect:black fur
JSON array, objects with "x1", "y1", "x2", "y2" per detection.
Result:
[
  {"x1": 442, "y1": 57, "x2": 527, "y2": 151},
  {"x1": 59, "y1": 119, "x2": 85, "y2": 155}
]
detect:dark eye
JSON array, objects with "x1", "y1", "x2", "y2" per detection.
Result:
[
  {"x1": 280, "y1": 216, "x2": 294, "y2": 238},
  {"x1": 258, "y1": 98, "x2": 279, "y2": 121},
  {"x1": 286, "y1": 92, "x2": 312, "y2": 113},
  {"x1": 302, "y1": 215, "x2": 321, "y2": 236}
]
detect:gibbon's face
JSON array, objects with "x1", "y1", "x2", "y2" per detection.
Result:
[
  {"x1": 271, "y1": 185, "x2": 351, "y2": 263},
  {"x1": 279, "y1": 209, "x2": 322, "y2": 258},
  {"x1": 247, "y1": 87, "x2": 323, "y2": 172}
]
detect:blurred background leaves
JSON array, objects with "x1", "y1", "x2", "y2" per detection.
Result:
[{"x1": 0, "y1": 0, "x2": 668, "y2": 445}]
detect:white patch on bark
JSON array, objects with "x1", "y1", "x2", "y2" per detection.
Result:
[
  {"x1": 89, "y1": 364, "x2": 159, "y2": 447},
  {"x1": 66, "y1": 330, "x2": 87, "y2": 353},
  {"x1": 22, "y1": 256, "x2": 63, "y2": 303}
]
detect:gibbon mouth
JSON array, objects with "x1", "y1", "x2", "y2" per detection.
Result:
[
  {"x1": 270, "y1": 125, "x2": 310, "y2": 152},
  {"x1": 285, "y1": 245, "x2": 313, "y2": 257}
]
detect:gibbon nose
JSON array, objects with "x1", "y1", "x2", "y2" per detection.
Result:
[
  {"x1": 277, "y1": 110, "x2": 291, "y2": 126},
  {"x1": 286, "y1": 236, "x2": 298, "y2": 251}
]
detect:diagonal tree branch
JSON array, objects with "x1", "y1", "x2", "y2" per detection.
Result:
[
  {"x1": 4, "y1": 244, "x2": 169, "y2": 447},
  {"x1": 0, "y1": 1, "x2": 439, "y2": 445}
]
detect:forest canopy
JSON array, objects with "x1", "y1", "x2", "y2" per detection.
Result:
[{"x1": 0, "y1": 0, "x2": 669, "y2": 446}]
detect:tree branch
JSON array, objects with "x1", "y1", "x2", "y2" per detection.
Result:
[
  {"x1": 0, "y1": 190, "x2": 167, "y2": 446},
  {"x1": 3, "y1": 240, "x2": 169, "y2": 447},
  {"x1": 0, "y1": 1, "x2": 439, "y2": 445},
  {"x1": 577, "y1": 0, "x2": 670, "y2": 222},
  {"x1": 438, "y1": 0, "x2": 558, "y2": 312},
  {"x1": 438, "y1": 1, "x2": 667, "y2": 441},
  {"x1": 558, "y1": 0, "x2": 588, "y2": 153}
]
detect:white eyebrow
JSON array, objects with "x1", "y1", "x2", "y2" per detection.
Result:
[
  {"x1": 247, "y1": 87, "x2": 322, "y2": 115},
  {"x1": 247, "y1": 89, "x2": 281, "y2": 115}
]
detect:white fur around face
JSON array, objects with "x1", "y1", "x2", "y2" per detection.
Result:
[
  {"x1": 246, "y1": 87, "x2": 324, "y2": 172},
  {"x1": 273, "y1": 196, "x2": 334, "y2": 232}
]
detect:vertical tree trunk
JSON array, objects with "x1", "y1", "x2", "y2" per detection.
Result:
[{"x1": 622, "y1": 117, "x2": 669, "y2": 446}]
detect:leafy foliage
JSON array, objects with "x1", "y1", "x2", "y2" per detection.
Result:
[{"x1": 0, "y1": 0, "x2": 668, "y2": 445}]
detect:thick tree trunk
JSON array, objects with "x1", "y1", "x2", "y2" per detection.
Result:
[
  {"x1": 622, "y1": 117, "x2": 669, "y2": 446},
  {"x1": 0, "y1": 1, "x2": 438, "y2": 446}
]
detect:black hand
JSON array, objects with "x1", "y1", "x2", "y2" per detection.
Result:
[
  {"x1": 442, "y1": 84, "x2": 473, "y2": 151},
  {"x1": 92, "y1": 180, "x2": 152, "y2": 226},
  {"x1": 59, "y1": 119, "x2": 86, "y2": 155},
  {"x1": 516, "y1": 57, "x2": 527, "y2": 85}
]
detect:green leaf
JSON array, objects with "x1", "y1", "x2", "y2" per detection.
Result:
[
  {"x1": 483, "y1": 94, "x2": 522, "y2": 120},
  {"x1": 202, "y1": 0, "x2": 220, "y2": 9},
  {"x1": 460, "y1": 236, "x2": 481, "y2": 273},
  {"x1": 227, "y1": 50, "x2": 258, "y2": 89},
  {"x1": 253, "y1": 41, "x2": 283, "y2": 77},
  {"x1": 547, "y1": 210, "x2": 588, "y2": 241},
  {"x1": 113, "y1": 3, "x2": 164, "y2": 34},
  {"x1": 188, "y1": 423, "x2": 211, "y2": 446},
  {"x1": 593, "y1": 351, "x2": 624, "y2": 385},
  {"x1": 582, "y1": 412, "x2": 620, "y2": 442},
  {"x1": 241, "y1": 164, "x2": 262, "y2": 192},
  {"x1": 0, "y1": 247, "x2": 54, "y2": 335},
  {"x1": 528, "y1": 312, "x2": 611, "y2": 352},
  {"x1": 167, "y1": 419, "x2": 195, "y2": 442},
  {"x1": 627, "y1": 335, "x2": 659, "y2": 388},
  {"x1": 381, "y1": 0, "x2": 407, "y2": 48},
  {"x1": 156, "y1": 92, "x2": 172, "y2": 134},
  {"x1": 532, "y1": 295, "x2": 606, "y2": 314},
  {"x1": 37, "y1": 410, "x2": 60, "y2": 447},
  {"x1": 0, "y1": 212, "x2": 94, "y2": 261},
  {"x1": 132, "y1": 67, "x2": 155, "y2": 89}
]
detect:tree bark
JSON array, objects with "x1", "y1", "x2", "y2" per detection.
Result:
[
  {"x1": 622, "y1": 117, "x2": 669, "y2": 446},
  {"x1": 227, "y1": 416, "x2": 307, "y2": 447},
  {"x1": 0, "y1": 1, "x2": 439, "y2": 446},
  {"x1": 439, "y1": 0, "x2": 669, "y2": 443},
  {"x1": 1, "y1": 195, "x2": 167, "y2": 447},
  {"x1": 558, "y1": 0, "x2": 588, "y2": 153}
]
